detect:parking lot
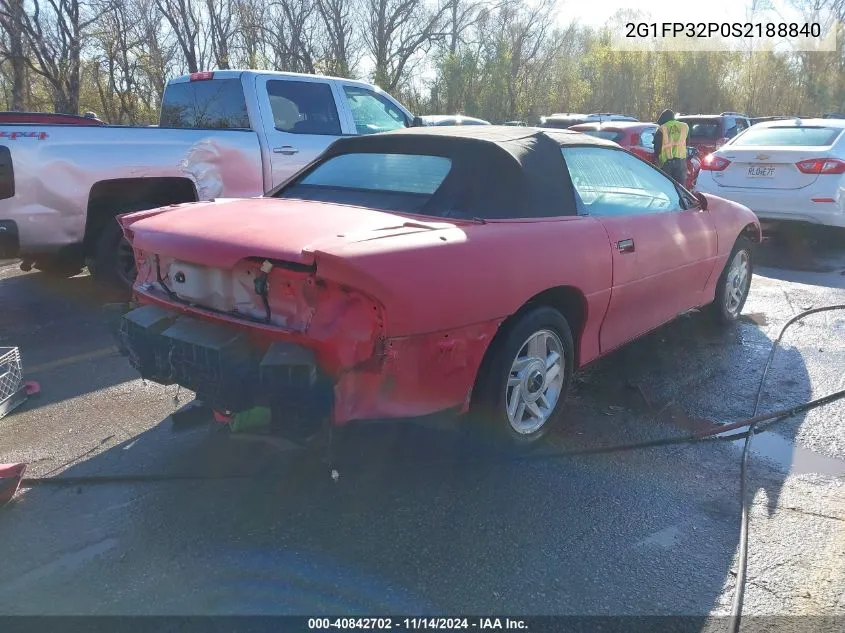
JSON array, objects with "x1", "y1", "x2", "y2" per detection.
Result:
[{"x1": 0, "y1": 229, "x2": 844, "y2": 619}]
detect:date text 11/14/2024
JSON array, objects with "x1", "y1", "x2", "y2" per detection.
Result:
[{"x1": 308, "y1": 618, "x2": 529, "y2": 630}]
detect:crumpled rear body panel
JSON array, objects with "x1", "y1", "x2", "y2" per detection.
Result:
[{"x1": 129, "y1": 286, "x2": 498, "y2": 425}]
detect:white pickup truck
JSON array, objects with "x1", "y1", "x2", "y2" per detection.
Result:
[{"x1": 0, "y1": 70, "x2": 414, "y2": 289}]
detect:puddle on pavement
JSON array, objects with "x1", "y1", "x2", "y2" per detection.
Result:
[
  {"x1": 732, "y1": 432, "x2": 845, "y2": 477},
  {"x1": 654, "y1": 404, "x2": 720, "y2": 434},
  {"x1": 652, "y1": 401, "x2": 845, "y2": 477}
]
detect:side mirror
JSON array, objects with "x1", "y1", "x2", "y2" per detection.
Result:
[
  {"x1": 687, "y1": 146, "x2": 700, "y2": 159},
  {"x1": 410, "y1": 115, "x2": 424, "y2": 128},
  {"x1": 694, "y1": 192, "x2": 708, "y2": 210}
]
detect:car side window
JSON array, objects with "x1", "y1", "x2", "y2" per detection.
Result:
[
  {"x1": 266, "y1": 80, "x2": 342, "y2": 135},
  {"x1": 561, "y1": 146, "x2": 683, "y2": 217},
  {"x1": 343, "y1": 86, "x2": 408, "y2": 134},
  {"x1": 735, "y1": 118, "x2": 749, "y2": 133},
  {"x1": 724, "y1": 117, "x2": 738, "y2": 138},
  {"x1": 639, "y1": 128, "x2": 657, "y2": 148},
  {"x1": 160, "y1": 79, "x2": 250, "y2": 129}
]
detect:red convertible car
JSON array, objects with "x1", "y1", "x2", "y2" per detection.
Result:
[
  {"x1": 118, "y1": 127, "x2": 759, "y2": 444},
  {"x1": 568, "y1": 121, "x2": 702, "y2": 190}
]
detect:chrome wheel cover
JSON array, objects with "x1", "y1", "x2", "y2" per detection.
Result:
[
  {"x1": 724, "y1": 249, "x2": 750, "y2": 317},
  {"x1": 505, "y1": 329, "x2": 565, "y2": 435}
]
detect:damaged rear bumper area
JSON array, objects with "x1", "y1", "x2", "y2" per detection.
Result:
[{"x1": 118, "y1": 305, "x2": 333, "y2": 437}]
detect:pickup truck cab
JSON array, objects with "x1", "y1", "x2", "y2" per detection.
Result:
[{"x1": 0, "y1": 70, "x2": 413, "y2": 290}]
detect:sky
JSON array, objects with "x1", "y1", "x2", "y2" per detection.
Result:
[{"x1": 380, "y1": 0, "x2": 825, "y2": 88}]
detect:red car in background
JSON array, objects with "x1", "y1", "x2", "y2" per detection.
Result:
[{"x1": 569, "y1": 121, "x2": 701, "y2": 190}]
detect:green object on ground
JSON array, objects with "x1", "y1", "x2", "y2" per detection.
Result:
[{"x1": 231, "y1": 406, "x2": 272, "y2": 433}]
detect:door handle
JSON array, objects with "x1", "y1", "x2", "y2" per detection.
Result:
[
  {"x1": 273, "y1": 146, "x2": 299, "y2": 155},
  {"x1": 617, "y1": 239, "x2": 635, "y2": 253}
]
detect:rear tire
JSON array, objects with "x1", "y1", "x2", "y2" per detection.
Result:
[
  {"x1": 471, "y1": 306, "x2": 574, "y2": 445},
  {"x1": 91, "y1": 216, "x2": 138, "y2": 298},
  {"x1": 709, "y1": 236, "x2": 753, "y2": 324}
]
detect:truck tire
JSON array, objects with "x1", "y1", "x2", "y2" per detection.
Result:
[
  {"x1": 91, "y1": 217, "x2": 137, "y2": 296},
  {"x1": 708, "y1": 236, "x2": 753, "y2": 324},
  {"x1": 471, "y1": 306, "x2": 575, "y2": 445}
]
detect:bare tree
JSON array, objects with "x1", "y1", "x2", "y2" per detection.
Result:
[
  {"x1": 0, "y1": 0, "x2": 111, "y2": 113},
  {"x1": 233, "y1": 0, "x2": 268, "y2": 68},
  {"x1": 489, "y1": 0, "x2": 559, "y2": 118},
  {"x1": 439, "y1": 0, "x2": 481, "y2": 111},
  {"x1": 205, "y1": 0, "x2": 235, "y2": 69},
  {"x1": 90, "y1": 0, "x2": 143, "y2": 122},
  {"x1": 446, "y1": 0, "x2": 480, "y2": 55},
  {"x1": 154, "y1": 0, "x2": 205, "y2": 73},
  {"x1": 137, "y1": 2, "x2": 177, "y2": 100},
  {"x1": 365, "y1": 0, "x2": 449, "y2": 91},
  {"x1": 316, "y1": 0, "x2": 359, "y2": 77},
  {"x1": 265, "y1": 0, "x2": 317, "y2": 73},
  {"x1": 0, "y1": 0, "x2": 26, "y2": 109}
]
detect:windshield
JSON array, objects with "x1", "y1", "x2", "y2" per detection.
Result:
[
  {"x1": 731, "y1": 126, "x2": 843, "y2": 147},
  {"x1": 680, "y1": 118, "x2": 721, "y2": 138}
]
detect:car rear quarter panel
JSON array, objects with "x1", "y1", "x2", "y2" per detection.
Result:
[
  {"x1": 701, "y1": 193, "x2": 761, "y2": 296},
  {"x1": 311, "y1": 215, "x2": 614, "y2": 422},
  {"x1": 313, "y1": 215, "x2": 613, "y2": 361}
]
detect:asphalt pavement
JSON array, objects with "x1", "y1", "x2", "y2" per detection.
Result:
[{"x1": 0, "y1": 231, "x2": 844, "y2": 623}]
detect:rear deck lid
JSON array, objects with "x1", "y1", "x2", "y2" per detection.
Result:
[
  {"x1": 679, "y1": 117, "x2": 721, "y2": 141},
  {"x1": 124, "y1": 198, "x2": 453, "y2": 269},
  {"x1": 707, "y1": 125, "x2": 844, "y2": 190}
]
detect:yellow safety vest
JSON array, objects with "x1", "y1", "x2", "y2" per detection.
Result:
[{"x1": 658, "y1": 119, "x2": 689, "y2": 165}]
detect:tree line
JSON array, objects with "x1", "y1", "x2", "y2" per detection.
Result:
[{"x1": 0, "y1": 0, "x2": 842, "y2": 125}]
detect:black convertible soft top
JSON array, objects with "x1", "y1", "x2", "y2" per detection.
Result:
[{"x1": 281, "y1": 126, "x2": 620, "y2": 219}]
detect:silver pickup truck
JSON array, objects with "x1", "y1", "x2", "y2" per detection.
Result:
[{"x1": 0, "y1": 70, "x2": 413, "y2": 290}]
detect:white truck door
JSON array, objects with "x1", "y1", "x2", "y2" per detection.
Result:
[{"x1": 255, "y1": 75, "x2": 349, "y2": 188}]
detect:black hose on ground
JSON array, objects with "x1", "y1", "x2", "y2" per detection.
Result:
[
  {"x1": 10, "y1": 305, "x2": 845, "y2": 633},
  {"x1": 17, "y1": 384, "x2": 845, "y2": 484},
  {"x1": 728, "y1": 304, "x2": 845, "y2": 633}
]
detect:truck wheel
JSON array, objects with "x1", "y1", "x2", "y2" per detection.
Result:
[
  {"x1": 91, "y1": 218, "x2": 136, "y2": 296},
  {"x1": 708, "y1": 236, "x2": 753, "y2": 324},
  {"x1": 471, "y1": 306, "x2": 574, "y2": 445}
]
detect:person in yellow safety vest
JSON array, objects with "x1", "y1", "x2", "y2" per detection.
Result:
[{"x1": 653, "y1": 109, "x2": 689, "y2": 185}]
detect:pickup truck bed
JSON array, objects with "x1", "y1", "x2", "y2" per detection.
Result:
[{"x1": 0, "y1": 125, "x2": 262, "y2": 264}]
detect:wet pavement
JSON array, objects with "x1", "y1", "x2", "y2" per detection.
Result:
[{"x1": 0, "y1": 229, "x2": 844, "y2": 620}]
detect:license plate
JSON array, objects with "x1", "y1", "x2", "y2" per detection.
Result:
[{"x1": 747, "y1": 165, "x2": 776, "y2": 178}]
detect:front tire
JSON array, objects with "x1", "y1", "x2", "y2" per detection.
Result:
[
  {"x1": 709, "y1": 236, "x2": 753, "y2": 324},
  {"x1": 472, "y1": 306, "x2": 575, "y2": 444}
]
